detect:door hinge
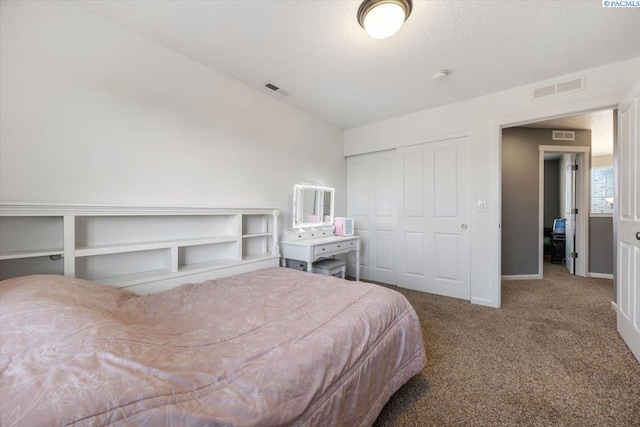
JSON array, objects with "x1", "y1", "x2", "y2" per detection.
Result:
[
  {"x1": 571, "y1": 252, "x2": 578, "y2": 258},
  {"x1": 571, "y1": 164, "x2": 579, "y2": 171},
  {"x1": 571, "y1": 208, "x2": 578, "y2": 214}
]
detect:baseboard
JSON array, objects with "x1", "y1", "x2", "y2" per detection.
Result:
[
  {"x1": 501, "y1": 274, "x2": 542, "y2": 281},
  {"x1": 589, "y1": 272, "x2": 614, "y2": 280},
  {"x1": 611, "y1": 301, "x2": 618, "y2": 312}
]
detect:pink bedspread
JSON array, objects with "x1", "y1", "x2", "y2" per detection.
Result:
[{"x1": 1, "y1": 268, "x2": 426, "y2": 426}]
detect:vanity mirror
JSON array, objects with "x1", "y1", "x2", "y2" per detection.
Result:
[{"x1": 293, "y1": 182, "x2": 334, "y2": 228}]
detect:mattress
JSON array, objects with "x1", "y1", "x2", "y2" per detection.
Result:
[{"x1": 0, "y1": 268, "x2": 426, "y2": 426}]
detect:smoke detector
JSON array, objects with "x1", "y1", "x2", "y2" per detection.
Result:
[{"x1": 432, "y1": 70, "x2": 449, "y2": 81}]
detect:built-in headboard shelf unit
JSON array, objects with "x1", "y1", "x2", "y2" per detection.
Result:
[{"x1": 0, "y1": 203, "x2": 280, "y2": 293}]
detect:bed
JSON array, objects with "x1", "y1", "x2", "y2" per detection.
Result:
[{"x1": 0, "y1": 267, "x2": 426, "y2": 426}]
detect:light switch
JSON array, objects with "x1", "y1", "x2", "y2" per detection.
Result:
[{"x1": 477, "y1": 200, "x2": 487, "y2": 213}]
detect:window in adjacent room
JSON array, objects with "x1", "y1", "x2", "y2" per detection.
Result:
[{"x1": 591, "y1": 166, "x2": 614, "y2": 214}]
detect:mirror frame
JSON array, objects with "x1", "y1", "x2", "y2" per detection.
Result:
[{"x1": 293, "y1": 183, "x2": 335, "y2": 228}]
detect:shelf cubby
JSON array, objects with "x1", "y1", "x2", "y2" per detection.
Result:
[
  {"x1": 241, "y1": 214, "x2": 273, "y2": 258},
  {"x1": 76, "y1": 248, "x2": 170, "y2": 284},
  {"x1": 0, "y1": 256, "x2": 64, "y2": 281},
  {"x1": 0, "y1": 216, "x2": 64, "y2": 259},
  {"x1": 75, "y1": 235, "x2": 238, "y2": 257}
]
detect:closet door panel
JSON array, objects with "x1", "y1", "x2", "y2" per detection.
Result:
[
  {"x1": 349, "y1": 160, "x2": 369, "y2": 218},
  {"x1": 434, "y1": 146, "x2": 459, "y2": 218},
  {"x1": 397, "y1": 137, "x2": 470, "y2": 300},
  {"x1": 374, "y1": 230, "x2": 394, "y2": 272},
  {"x1": 347, "y1": 150, "x2": 397, "y2": 283},
  {"x1": 402, "y1": 152, "x2": 425, "y2": 218},
  {"x1": 374, "y1": 159, "x2": 393, "y2": 218},
  {"x1": 404, "y1": 232, "x2": 426, "y2": 277},
  {"x1": 435, "y1": 233, "x2": 459, "y2": 281}
]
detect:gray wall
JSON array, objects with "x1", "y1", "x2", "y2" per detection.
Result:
[
  {"x1": 501, "y1": 127, "x2": 591, "y2": 276},
  {"x1": 589, "y1": 217, "x2": 614, "y2": 275},
  {"x1": 544, "y1": 159, "x2": 560, "y2": 229}
]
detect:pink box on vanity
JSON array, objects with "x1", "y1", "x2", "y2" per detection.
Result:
[{"x1": 334, "y1": 217, "x2": 354, "y2": 236}]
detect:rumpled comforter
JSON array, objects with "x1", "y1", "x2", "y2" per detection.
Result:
[{"x1": 1, "y1": 268, "x2": 426, "y2": 426}]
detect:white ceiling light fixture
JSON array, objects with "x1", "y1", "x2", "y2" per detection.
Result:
[{"x1": 357, "y1": 0, "x2": 413, "y2": 39}]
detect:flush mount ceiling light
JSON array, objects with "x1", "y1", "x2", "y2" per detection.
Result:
[{"x1": 357, "y1": 0, "x2": 413, "y2": 39}]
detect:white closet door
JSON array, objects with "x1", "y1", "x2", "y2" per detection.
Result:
[
  {"x1": 616, "y1": 78, "x2": 640, "y2": 363},
  {"x1": 396, "y1": 137, "x2": 470, "y2": 299},
  {"x1": 346, "y1": 150, "x2": 397, "y2": 283}
]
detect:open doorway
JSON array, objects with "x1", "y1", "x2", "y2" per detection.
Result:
[
  {"x1": 540, "y1": 148, "x2": 589, "y2": 276},
  {"x1": 501, "y1": 109, "x2": 615, "y2": 280}
]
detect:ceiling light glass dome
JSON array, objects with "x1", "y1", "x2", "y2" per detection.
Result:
[{"x1": 357, "y1": 0, "x2": 413, "y2": 39}]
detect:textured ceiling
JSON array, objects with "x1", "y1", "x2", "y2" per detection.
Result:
[
  {"x1": 524, "y1": 110, "x2": 614, "y2": 156},
  {"x1": 74, "y1": 1, "x2": 640, "y2": 129}
]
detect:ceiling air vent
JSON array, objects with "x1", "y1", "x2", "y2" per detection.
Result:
[
  {"x1": 263, "y1": 81, "x2": 290, "y2": 97},
  {"x1": 532, "y1": 76, "x2": 584, "y2": 99},
  {"x1": 552, "y1": 130, "x2": 575, "y2": 141}
]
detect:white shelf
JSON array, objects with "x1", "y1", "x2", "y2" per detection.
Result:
[
  {"x1": 180, "y1": 253, "x2": 279, "y2": 273},
  {"x1": 95, "y1": 269, "x2": 172, "y2": 287},
  {"x1": 242, "y1": 253, "x2": 279, "y2": 263},
  {"x1": 0, "y1": 248, "x2": 64, "y2": 261},
  {"x1": 96, "y1": 254, "x2": 280, "y2": 288},
  {"x1": 1, "y1": 204, "x2": 280, "y2": 292},
  {"x1": 75, "y1": 236, "x2": 238, "y2": 257},
  {"x1": 179, "y1": 258, "x2": 237, "y2": 273},
  {"x1": 242, "y1": 233, "x2": 271, "y2": 238}
]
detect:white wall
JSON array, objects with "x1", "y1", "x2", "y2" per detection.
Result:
[
  {"x1": 345, "y1": 58, "x2": 640, "y2": 307},
  {"x1": 0, "y1": 1, "x2": 346, "y2": 229}
]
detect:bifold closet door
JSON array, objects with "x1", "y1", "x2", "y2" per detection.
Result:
[
  {"x1": 346, "y1": 150, "x2": 396, "y2": 283},
  {"x1": 396, "y1": 137, "x2": 471, "y2": 300}
]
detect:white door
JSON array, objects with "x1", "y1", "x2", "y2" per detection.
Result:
[
  {"x1": 616, "y1": 78, "x2": 640, "y2": 363},
  {"x1": 346, "y1": 150, "x2": 397, "y2": 283},
  {"x1": 564, "y1": 154, "x2": 577, "y2": 274},
  {"x1": 396, "y1": 137, "x2": 470, "y2": 299}
]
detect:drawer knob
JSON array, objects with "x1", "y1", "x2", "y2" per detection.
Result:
[
  {"x1": 322, "y1": 248, "x2": 325, "y2": 251},
  {"x1": 337, "y1": 245, "x2": 341, "y2": 248}
]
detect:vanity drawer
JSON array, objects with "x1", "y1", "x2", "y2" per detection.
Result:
[{"x1": 314, "y1": 240, "x2": 356, "y2": 256}]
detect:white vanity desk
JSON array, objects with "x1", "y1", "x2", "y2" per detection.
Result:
[
  {"x1": 282, "y1": 182, "x2": 360, "y2": 281},
  {"x1": 281, "y1": 230, "x2": 360, "y2": 281}
]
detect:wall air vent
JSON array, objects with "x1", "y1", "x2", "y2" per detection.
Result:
[
  {"x1": 263, "y1": 81, "x2": 290, "y2": 97},
  {"x1": 532, "y1": 76, "x2": 585, "y2": 99},
  {"x1": 533, "y1": 84, "x2": 556, "y2": 99},
  {"x1": 552, "y1": 130, "x2": 575, "y2": 141}
]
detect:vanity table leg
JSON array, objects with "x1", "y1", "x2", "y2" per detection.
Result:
[
  {"x1": 355, "y1": 248, "x2": 360, "y2": 281},
  {"x1": 307, "y1": 261, "x2": 313, "y2": 274}
]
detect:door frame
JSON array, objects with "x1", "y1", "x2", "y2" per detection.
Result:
[
  {"x1": 538, "y1": 146, "x2": 590, "y2": 278},
  {"x1": 491, "y1": 94, "x2": 621, "y2": 308}
]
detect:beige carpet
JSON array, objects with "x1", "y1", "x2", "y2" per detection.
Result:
[{"x1": 373, "y1": 262, "x2": 640, "y2": 426}]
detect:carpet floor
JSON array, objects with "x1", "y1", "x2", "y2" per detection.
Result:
[{"x1": 373, "y1": 262, "x2": 640, "y2": 426}]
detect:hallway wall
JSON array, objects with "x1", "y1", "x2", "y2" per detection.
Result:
[{"x1": 502, "y1": 127, "x2": 590, "y2": 276}]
